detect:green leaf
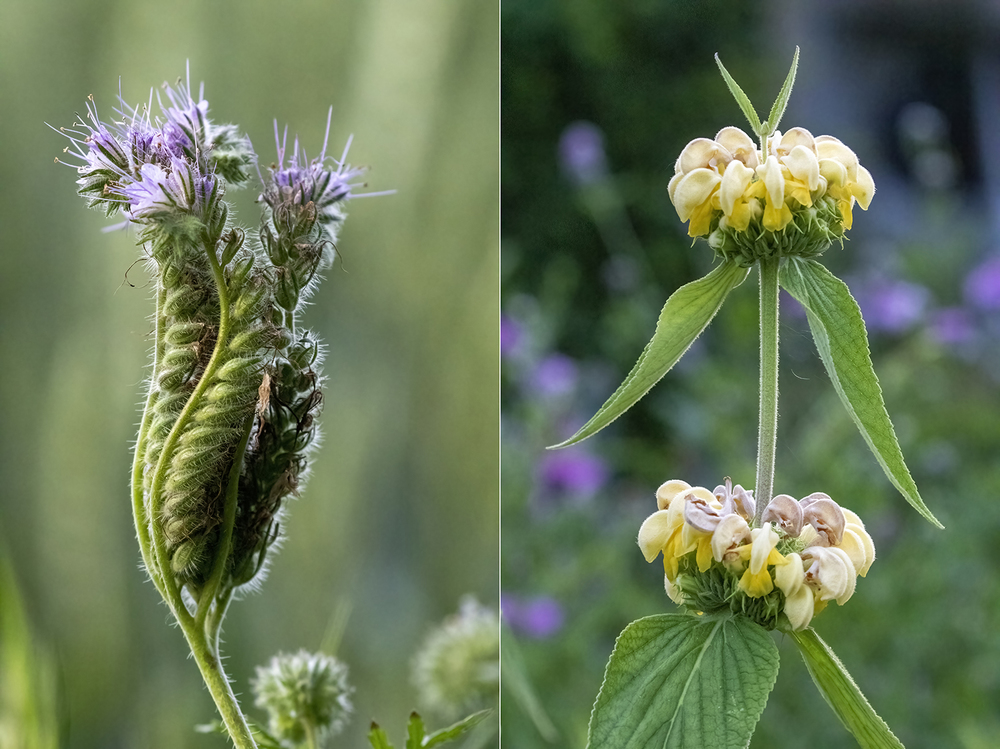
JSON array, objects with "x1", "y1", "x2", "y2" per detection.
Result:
[
  {"x1": 791, "y1": 628, "x2": 905, "y2": 749},
  {"x1": 551, "y1": 261, "x2": 749, "y2": 448},
  {"x1": 715, "y1": 54, "x2": 763, "y2": 135},
  {"x1": 779, "y1": 258, "x2": 942, "y2": 528},
  {"x1": 369, "y1": 721, "x2": 395, "y2": 749},
  {"x1": 406, "y1": 712, "x2": 427, "y2": 749},
  {"x1": 424, "y1": 710, "x2": 493, "y2": 747},
  {"x1": 501, "y1": 626, "x2": 559, "y2": 741},
  {"x1": 587, "y1": 614, "x2": 779, "y2": 749},
  {"x1": 763, "y1": 46, "x2": 799, "y2": 135}
]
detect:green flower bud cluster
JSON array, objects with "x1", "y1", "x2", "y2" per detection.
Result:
[
  {"x1": 229, "y1": 333, "x2": 323, "y2": 590},
  {"x1": 411, "y1": 598, "x2": 500, "y2": 721},
  {"x1": 252, "y1": 649, "x2": 354, "y2": 746}
]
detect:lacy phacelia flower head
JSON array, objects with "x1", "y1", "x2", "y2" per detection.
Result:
[
  {"x1": 667, "y1": 127, "x2": 875, "y2": 266},
  {"x1": 55, "y1": 70, "x2": 253, "y2": 222},
  {"x1": 260, "y1": 110, "x2": 368, "y2": 230},
  {"x1": 638, "y1": 479, "x2": 875, "y2": 630}
]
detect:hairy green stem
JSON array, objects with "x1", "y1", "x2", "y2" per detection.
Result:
[
  {"x1": 131, "y1": 281, "x2": 169, "y2": 595},
  {"x1": 754, "y1": 257, "x2": 780, "y2": 526},
  {"x1": 197, "y1": 414, "x2": 255, "y2": 628},
  {"x1": 181, "y1": 618, "x2": 259, "y2": 749}
]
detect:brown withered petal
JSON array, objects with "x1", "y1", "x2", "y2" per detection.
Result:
[
  {"x1": 683, "y1": 492, "x2": 723, "y2": 533},
  {"x1": 802, "y1": 497, "x2": 846, "y2": 547},
  {"x1": 761, "y1": 494, "x2": 803, "y2": 536}
]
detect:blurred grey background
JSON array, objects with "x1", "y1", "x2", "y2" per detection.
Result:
[{"x1": 0, "y1": 1, "x2": 498, "y2": 747}]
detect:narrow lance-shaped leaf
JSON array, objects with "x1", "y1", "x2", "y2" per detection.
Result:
[
  {"x1": 715, "y1": 54, "x2": 763, "y2": 135},
  {"x1": 551, "y1": 261, "x2": 749, "y2": 448},
  {"x1": 587, "y1": 614, "x2": 779, "y2": 749},
  {"x1": 791, "y1": 628, "x2": 905, "y2": 749},
  {"x1": 780, "y1": 257, "x2": 942, "y2": 528},
  {"x1": 763, "y1": 46, "x2": 800, "y2": 135}
]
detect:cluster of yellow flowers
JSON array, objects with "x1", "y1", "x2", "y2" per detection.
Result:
[
  {"x1": 638, "y1": 479, "x2": 875, "y2": 631},
  {"x1": 667, "y1": 127, "x2": 875, "y2": 239}
]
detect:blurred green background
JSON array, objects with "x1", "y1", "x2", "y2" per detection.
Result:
[
  {"x1": 502, "y1": 1, "x2": 1000, "y2": 748},
  {"x1": 0, "y1": 0, "x2": 497, "y2": 747}
]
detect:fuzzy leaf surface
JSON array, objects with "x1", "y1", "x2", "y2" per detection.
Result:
[
  {"x1": 780, "y1": 258, "x2": 942, "y2": 527},
  {"x1": 764, "y1": 46, "x2": 799, "y2": 135},
  {"x1": 587, "y1": 614, "x2": 778, "y2": 749},
  {"x1": 791, "y1": 628, "x2": 905, "y2": 749},
  {"x1": 715, "y1": 55, "x2": 763, "y2": 135},
  {"x1": 552, "y1": 261, "x2": 748, "y2": 447}
]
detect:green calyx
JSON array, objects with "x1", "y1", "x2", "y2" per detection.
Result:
[
  {"x1": 672, "y1": 557, "x2": 786, "y2": 632},
  {"x1": 708, "y1": 194, "x2": 845, "y2": 268}
]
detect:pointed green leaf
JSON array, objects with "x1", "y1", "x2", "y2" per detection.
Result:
[
  {"x1": 369, "y1": 722, "x2": 395, "y2": 749},
  {"x1": 780, "y1": 258, "x2": 942, "y2": 528},
  {"x1": 406, "y1": 712, "x2": 427, "y2": 749},
  {"x1": 791, "y1": 628, "x2": 905, "y2": 749},
  {"x1": 715, "y1": 54, "x2": 763, "y2": 135},
  {"x1": 587, "y1": 614, "x2": 779, "y2": 749},
  {"x1": 502, "y1": 626, "x2": 559, "y2": 741},
  {"x1": 424, "y1": 710, "x2": 493, "y2": 747},
  {"x1": 552, "y1": 261, "x2": 749, "y2": 448},
  {"x1": 764, "y1": 46, "x2": 799, "y2": 135}
]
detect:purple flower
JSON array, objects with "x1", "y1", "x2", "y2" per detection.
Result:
[
  {"x1": 500, "y1": 315, "x2": 522, "y2": 358},
  {"x1": 855, "y1": 278, "x2": 929, "y2": 334},
  {"x1": 529, "y1": 353, "x2": 577, "y2": 398},
  {"x1": 558, "y1": 121, "x2": 608, "y2": 185},
  {"x1": 121, "y1": 157, "x2": 217, "y2": 222},
  {"x1": 537, "y1": 450, "x2": 609, "y2": 498},
  {"x1": 158, "y1": 79, "x2": 210, "y2": 160},
  {"x1": 964, "y1": 256, "x2": 1000, "y2": 311},
  {"x1": 928, "y1": 306, "x2": 976, "y2": 345},
  {"x1": 262, "y1": 108, "x2": 372, "y2": 226},
  {"x1": 501, "y1": 594, "x2": 565, "y2": 639}
]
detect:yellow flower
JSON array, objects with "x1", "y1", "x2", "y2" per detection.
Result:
[
  {"x1": 774, "y1": 552, "x2": 814, "y2": 630},
  {"x1": 738, "y1": 523, "x2": 784, "y2": 597},
  {"x1": 815, "y1": 135, "x2": 875, "y2": 229}
]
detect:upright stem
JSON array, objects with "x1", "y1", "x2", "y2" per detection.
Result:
[
  {"x1": 181, "y1": 619, "x2": 259, "y2": 749},
  {"x1": 754, "y1": 257, "x2": 780, "y2": 526}
]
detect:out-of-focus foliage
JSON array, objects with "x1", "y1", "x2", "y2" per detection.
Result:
[
  {"x1": 502, "y1": 2, "x2": 1000, "y2": 748},
  {"x1": 0, "y1": 1, "x2": 497, "y2": 747}
]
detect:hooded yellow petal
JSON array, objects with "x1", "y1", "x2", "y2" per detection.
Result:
[
  {"x1": 637, "y1": 510, "x2": 675, "y2": 562},
  {"x1": 783, "y1": 584, "x2": 815, "y2": 630},
  {"x1": 655, "y1": 479, "x2": 692, "y2": 511},
  {"x1": 672, "y1": 168, "x2": 721, "y2": 221},
  {"x1": 677, "y1": 138, "x2": 731, "y2": 173}
]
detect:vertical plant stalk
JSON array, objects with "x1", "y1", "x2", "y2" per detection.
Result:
[
  {"x1": 754, "y1": 257, "x2": 780, "y2": 526},
  {"x1": 135, "y1": 239, "x2": 260, "y2": 749}
]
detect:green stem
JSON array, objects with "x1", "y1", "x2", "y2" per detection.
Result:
[
  {"x1": 303, "y1": 720, "x2": 320, "y2": 749},
  {"x1": 131, "y1": 281, "x2": 168, "y2": 595},
  {"x1": 181, "y1": 618, "x2": 259, "y2": 749},
  {"x1": 754, "y1": 257, "x2": 780, "y2": 526},
  {"x1": 196, "y1": 415, "x2": 254, "y2": 628}
]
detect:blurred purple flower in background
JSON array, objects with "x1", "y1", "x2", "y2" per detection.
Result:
[
  {"x1": 964, "y1": 256, "x2": 1000, "y2": 311},
  {"x1": 537, "y1": 449, "x2": 610, "y2": 500},
  {"x1": 558, "y1": 121, "x2": 608, "y2": 186},
  {"x1": 502, "y1": 593, "x2": 565, "y2": 639},
  {"x1": 928, "y1": 307, "x2": 976, "y2": 345},
  {"x1": 501, "y1": 314, "x2": 523, "y2": 358},
  {"x1": 854, "y1": 277, "x2": 930, "y2": 334},
  {"x1": 529, "y1": 353, "x2": 578, "y2": 398}
]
